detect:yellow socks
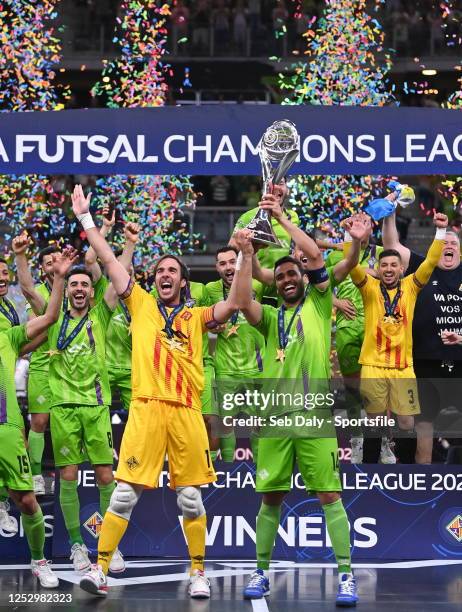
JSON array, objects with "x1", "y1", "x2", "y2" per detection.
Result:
[
  {"x1": 97, "y1": 512, "x2": 128, "y2": 574},
  {"x1": 183, "y1": 514, "x2": 207, "y2": 574}
]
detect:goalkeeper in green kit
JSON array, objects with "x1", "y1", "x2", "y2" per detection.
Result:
[{"x1": 233, "y1": 209, "x2": 370, "y2": 607}]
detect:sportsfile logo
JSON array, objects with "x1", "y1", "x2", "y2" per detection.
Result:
[
  {"x1": 83, "y1": 512, "x2": 103, "y2": 539},
  {"x1": 446, "y1": 515, "x2": 462, "y2": 543}
]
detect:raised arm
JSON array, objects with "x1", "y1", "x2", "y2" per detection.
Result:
[
  {"x1": 332, "y1": 214, "x2": 370, "y2": 283},
  {"x1": 103, "y1": 221, "x2": 141, "y2": 310},
  {"x1": 25, "y1": 248, "x2": 78, "y2": 340},
  {"x1": 235, "y1": 230, "x2": 262, "y2": 325},
  {"x1": 12, "y1": 232, "x2": 47, "y2": 315},
  {"x1": 71, "y1": 185, "x2": 130, "y2": 296},
  {"x1": 84, "y1": 206, "x2": 116, "y2": 283},
  {"x1": 252, "y1": 254, "x2": 273, "y2": 286},
  {"x1": 381, "y1": 193, "x2": 411, "y2": 270},
  {"x1": 413, "y1": 213, "x2": 447, "y2": 288}
]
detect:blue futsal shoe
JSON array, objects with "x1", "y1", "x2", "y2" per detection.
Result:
[
  {"x1": 336, "y1": 573, "x2": 358, "y2": 607},
  {"x1": 243, "y1": 569, "x2": 270, "y2": 599}
]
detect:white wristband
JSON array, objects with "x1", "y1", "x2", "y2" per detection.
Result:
[
  {"x1": 344, "y1": 231, "x2": 352, "y2": 243},
  {"x1": 435, "y1": 227, "x2": 446, "y2": 240},
  {"x1": 236, "y1": 251, "x2": 243, "y2": 270},
  {"x1": 77, "y1": 212, "x2": 95, "y2": 231}
]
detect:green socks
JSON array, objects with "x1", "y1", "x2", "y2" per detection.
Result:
[
  {"x1": 28, "y1": 431, "x2": 45, "y2": 477},
  {"x1": 59, "y1": 479, "x2": 82, "y2": 545},
  {"x1": 256, "y1": 503, "x2": 281, "y2": 571},
  {"x1": 220, "y1": 433, "x2": 236, "y2": 462},
  {"x1": 323, "y1": 499, "x2": 351, "y2": 573},
  {"x1": 0, "y1": 486, "x2": 8, "y2": 503},
  {"x1": 22, "y1": 509, "x2": 45, "y2": 561},
  {"x1": 98, "y1": 482, "x2": 116, "y2": 518}
]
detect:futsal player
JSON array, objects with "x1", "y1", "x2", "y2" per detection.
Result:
[
  {"x1": 71, "y1": 184, "x2": 240, "y2": 598},
  {"x1": 0, "y1": 257, "x2": 23, "y2": 533},
  {"x1": 235, "y1": 223, "x2": 368, "y2": 606},
  {"x1": 0, "y1": 247, "x2": 77, "y2": 588},
  {"x1": 347, "y1": 212, "x2": 448, "y2": 431},
  {"x1": 206, "y1": 246, "x2": 265, "y2": 462}
]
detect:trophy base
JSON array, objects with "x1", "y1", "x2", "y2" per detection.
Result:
[{"x1": 250, "y1": 232, "x2": 283, "y2": 247}]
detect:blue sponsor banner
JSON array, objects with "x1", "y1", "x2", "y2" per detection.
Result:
[
  {"x1": 48, "y1": 463, "x2": 462, "y2": 562},
  {"x1": 1, "y1": 106, "x2": 462, "y2": 175}
]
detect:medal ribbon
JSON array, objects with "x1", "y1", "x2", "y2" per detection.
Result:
[
  {"x1": 222, "y1": 282, "x2": 239, "y2": 325},
  {"x1": 57, "y1": 311, "x2": 89, "y2": 351},
  {"x1": 0, "y1": 298, "x2": 20, "y2": 326},
  {"x1": 278, "y1": 297, "x2": 305, "y2": 351},
  {"x1": 157, "y1": 300, "x2": 185, "y2": 339},
  {"x1": 119, "y1": 299, "x2": 131, "y2": 324},
  {"x1": 380, "y1": 281, "x2": 401, "y2": 319}
]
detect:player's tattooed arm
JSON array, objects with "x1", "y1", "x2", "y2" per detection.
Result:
[
  {"x1": 12, "y1": 232, "x2": 47, "y2": 315},
  {"x1": 71, "y1": 185, "x2": 130, "y2": 297},
  {"x1": 233, "y1": 230, "x2": 263, "y2": 326},
  {"x1": 25, "y1": 248, "x2": 78, "y2": 340},
  {"x1": 333, "y1": 214, "x2": 367, "y2": 283},
  {"x1": 381, "y1": 193, "x2": 411, "y2": 271},
  {"x1": 85, "y1": 206, "x2": 116, "y2": 283}
]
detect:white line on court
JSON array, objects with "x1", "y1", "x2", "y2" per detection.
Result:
[{"x1": 251, "y1": 598, "x2": 270, "y2": 612}]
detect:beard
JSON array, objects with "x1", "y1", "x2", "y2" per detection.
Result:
[
  {"x1": 69, "y1": 295, "x2": 90, "y2": 311},
  {"x1": 281, "y1": 282, "x2": 305, "y2": 304}
]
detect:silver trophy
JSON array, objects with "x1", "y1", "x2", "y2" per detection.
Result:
[{"x1": 246, "y1": 119, "x2": 300, "y2": 246}]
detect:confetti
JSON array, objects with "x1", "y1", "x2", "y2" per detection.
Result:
[
  {"x1": 91, "y1": 0, "x2": 199, "y2": 280},
  {"x1": 282, "y1": 0, "x2": 394, "y2": 238}
]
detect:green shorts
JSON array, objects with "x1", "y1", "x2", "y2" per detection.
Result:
[
  {"x1": 335, "y1": 326, "x2": 363, "y2": 376},
  {"x1": 0, "y1": 425, "x2": 33, "y2": 491},
  {"x1": 201, "y1": 363, "x2": 215, "y2": 416},
  {"x1": 108, "y1": 368, "x2": 132, "y2": 411},
  {"x1": 28, "y1": 369, "x2": 52, "y2": 414},
  {"x1": 50, "y1": 405, "x2": 113, "y2": 467},
  {"x1": 256, "y1": 436, "x2": 341, "y2": 494}
]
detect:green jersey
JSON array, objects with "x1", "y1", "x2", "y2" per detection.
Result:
[
  {"x1": 206, "y1": 279, "x2": 265, "y2": 377},
  {"x1": 326, "y1": 244, "x2": 382, "y2": 330},
  {"x1": 0, "y1": 297, "x2": 20, "y2": 332},
  {"x1": 27, "y1": 282, "x2": 52, "y2": 372},
  {"x1": 233, "y1": 208, "x2": 300, "y2": 270},
  {"x1": 47, "y1": 300, "x2": 113, "y2": 407},
  {"x1": 256, "y1": 287, "x2": 334, "y2": 430},
  {"x1": 0, "y1": 325, "x2": 28, "y2": 429},
  {"x1": 151, "y1": 280, "x2": 212, "y2": 367}
]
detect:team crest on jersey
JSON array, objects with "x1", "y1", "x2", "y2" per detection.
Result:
[
  {"x1": 126, "y1": 456, "x2": 140, "y2": 470},
  {"x1": 446, "y1": 515, "x2": 462, "y2": 543},
  {"x1": 83, "y1": 512, "x2": 103, "y2": 539},
  {"x1": 181, "y1": 312, "x2": 192, "y2": 321}
]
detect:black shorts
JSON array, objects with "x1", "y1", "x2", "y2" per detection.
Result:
[{"x1": 414, "y1": 359, "x2": 462, "y2": 430}]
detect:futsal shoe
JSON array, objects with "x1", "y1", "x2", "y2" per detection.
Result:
[
  {"x1": 33, "y1": 475, "x2": 46, "y2": 496},
  {"x1": 380, "y1": 437, "x2": 397, "y2": 464},
  {"x1": 350, "y1": 437, "x2": 364, "y2": 464},
  {"x1": 109, "y1": 548, "x2": 125, "y2": 573},
  {"x1": 80, "y1": 564, "x2": 108, "y2": 597},
  {"x1": 188, "y1": 569, "x2": 211, "y2": 599},
  {"x1": 70, "y1": 543, "x2": 91, "y2": 574},
  {"x1": 336, "y1": 573, "x2": 358, "y2": 607},
  {"x1": 0, "y1": 501, "x2": 18, "y2": 534},
  {"x1": 31, "y1": 559, "x2": 59, "y2": 588},
  {"x1": 243, "y1": 569, "x2": 270, "y2": 599}
]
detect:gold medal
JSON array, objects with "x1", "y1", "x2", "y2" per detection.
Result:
[
  {"x1": 226, "y1": 324, "x2": 240, "y2": 338},
  {"x1": 166, "y1": 337, "x2": 185, "y2": 352},
  {"x1": 276, "y1": 348, "x2": 286, "y2": 362},
  {"x1": 383, "y1": 315, "x2": 396, "y2": 324},
  {"x1": 46, "y1": 349, "x2": 61, "y2": 357}
]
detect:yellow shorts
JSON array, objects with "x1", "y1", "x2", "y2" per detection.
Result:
[
  {"x1": 115, "y1": 398, "x2": 216, "y2": 489},
  {"x1": 360, "y1": 365, "x2": 420, "y2": 416}
]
